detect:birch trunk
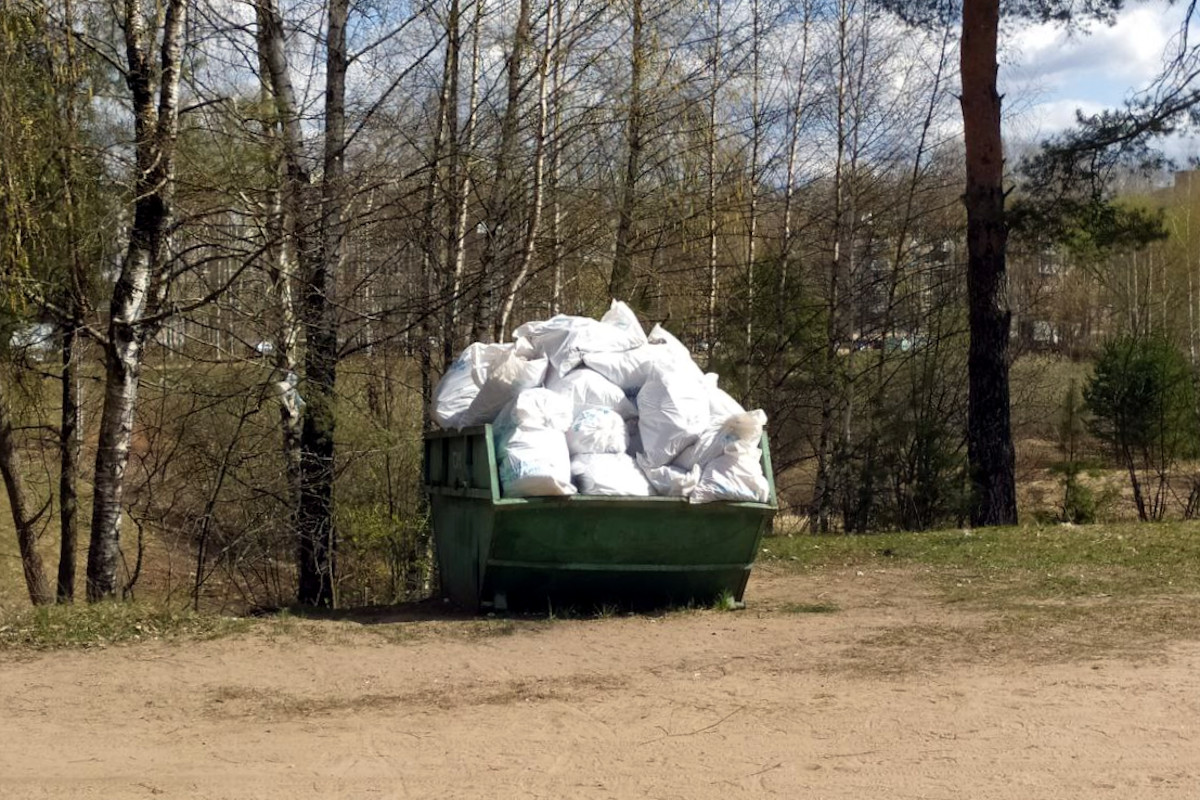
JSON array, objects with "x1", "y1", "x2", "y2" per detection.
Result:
[
  {"x1": 421, "y1": 12, "x2": 453, "y2": 405},
  {"x1": 444, "y1": 0, "x2": 484, "y2": 365},
  {"x1": 496, "y1": 3, "x2": 553, "y2": 340},
  {"x1": 255, "y1": 0, "x2": 303, "y2": 517},
  {"x1": 474, "y1": 0, "x2": 532, "y2": 342},
  {"x1": 548, "y1": 0, "x2": 565, "y2": 314},
  {"x1": 264, "y1": 188, "x2": 302, "y2": 507},
  {"x1": 705, "y1": 0, "x2": 721, "y2": 370},
  {"x1": 779, "y1": 1, "x2": 812, "y2": 314},
  {"x1": 744, "y1": 0, "x2": 761, "y2": 400},
  {"x1": 87, "y1": 0, "x2": 186, "y2": 601}
]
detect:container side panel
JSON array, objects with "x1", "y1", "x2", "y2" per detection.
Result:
[
  {"x1": 430, "y1": 496, "x2": 489, "y2": 611},
  {"x1": 482, "y1": 564, "x2": 753, "y2": 610},
  {"x1": 471, "y1": 432, "x2": 492, "y2": 490},
  {"x1": 489, "y1": 504, "x2": 769, "y2": 566}
]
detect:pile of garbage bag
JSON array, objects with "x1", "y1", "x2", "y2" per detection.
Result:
[{"x1": 432, "y1": 301, "x2": 771, "y2": 504}]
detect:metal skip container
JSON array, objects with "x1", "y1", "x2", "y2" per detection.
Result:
[{"x1": 423, "y1": 425, "x2": 777, "y2": 611}]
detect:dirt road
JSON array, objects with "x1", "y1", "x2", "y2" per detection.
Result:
[{"x1": 3, "y1": 565, "x2": 1199, "y2": 799}]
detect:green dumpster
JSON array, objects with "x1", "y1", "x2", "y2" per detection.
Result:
[{"x1": 423, "y1": 425, "x2": 777, "y2": 611}]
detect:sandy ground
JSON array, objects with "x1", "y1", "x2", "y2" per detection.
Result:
[{"x1": 3, "y1": 564, "x2": 1199, "y2": 799}]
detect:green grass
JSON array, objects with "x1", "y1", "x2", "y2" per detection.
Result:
[
  {"x1": 710, "y1": 589, "x2": 741, "y2": 611},
  {"x1": 763, "y1": 522, "x2": 1200, "y2": 602},
  {"x1": 764, "y1": 522, "x2": 1200, "y2": 666},
  {"x1": 0, "y1": 602, "x2": 252, "y2": 651},
  {"x1": 779, "y1": 601, "x2": 840, "y2": 614}
]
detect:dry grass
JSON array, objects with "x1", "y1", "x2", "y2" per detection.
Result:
[{"x1": 763, "y1": 521, "x2": 1200, "y2": 669}]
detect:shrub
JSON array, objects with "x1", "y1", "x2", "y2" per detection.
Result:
[{"x1": 1084, "y1": 335, "x2": 1198, "y2": 521}]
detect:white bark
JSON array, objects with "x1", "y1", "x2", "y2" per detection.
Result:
[
  {"x1": 496, "y1": 1, "x2": 553, "y2": 340},
  {"x1": 445, "y1": 0, "x2": 485, "y2": 363},
  {"x1": 548, "y1": 0, "x2": 565, "y2": 314},
  {"x1": 706, "y1": 0, "x2": 721, "y2": 370},
  {"x1": 87, "y1": 0, "x2": 186, "y2": 601},
  {"x1": 744, "y1": 0, "x2": 762, "y2": 399}
]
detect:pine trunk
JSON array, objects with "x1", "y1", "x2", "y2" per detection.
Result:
[{"x1": 961, "y1": 0, "x2": 1017, "y2": 527}]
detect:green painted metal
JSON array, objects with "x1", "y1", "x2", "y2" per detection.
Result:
[{"x1": 424, "y1": 425, "x2": 777, "y2": 611}]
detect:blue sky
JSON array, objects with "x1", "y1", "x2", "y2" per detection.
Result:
[{"x1": 1003, "y1": 0, "x2": 1198, "y2": 159}]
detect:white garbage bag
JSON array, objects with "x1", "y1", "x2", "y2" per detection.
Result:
[
  {"x1": 514, "y1": 302, "x2": 647, "y2": 374},
  {"x1": 675, "y1": 410, "x2": 767, "y2": 471},
  {"x1": 647, "y1": 324, "x2": 703, "y2": 371},
  {"x1": 705, "y1": 373, "x2": 746, "y2": 420},
  {"x1": 494, "y1": 387, "x2": 574, "y2": 434},
  {"x1": 493, "y1": 389, "x2": 575, "y2": 497},
  {"x1": 636, "y1": 366, "x2": 711, "y2": 467},
  {"x1": 600, "y1": 300, "x2": 647, "y2": 342},
  {"x1": 689, "y1": 440, "x2": 771, "y2": 504},
  {"x1": 546, "y1": 367, "x2": 637, "y2": 419},
  {"x1": 457, "y1": 348, "x2": 548, "y2": 428},
  {"x1": 566, "y1": 407, "x2": 627, "y2": 455},
  {"x1": 571, "y1": 453, "x2": 653, "y2": 496},
  {"x1": 432, "y1": 342, "x2": 512, "y2": 428},
  {"x1": 583, "y1": 323, "x2": 705, "y2": 391},
  {"x1": 498, "y1": 428, "x2": 576, "y2": 497},
  {"x1": 625, "y1": 416, "x2": 643, "y2": 456},
  {"x1": 637, "y1": 453, "x2": 700, "y2": 497}
]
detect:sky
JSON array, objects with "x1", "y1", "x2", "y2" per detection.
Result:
[{"x1": 1003, "y1": 0, "x2": 1199, "y2": 161}]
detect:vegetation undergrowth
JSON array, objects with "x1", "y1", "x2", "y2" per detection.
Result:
[
  {"x1": 763, "y1": 521, "x2": 1200, "y2": 604},
  {"x1": 0, "y1": 602, "x2": 252, "y2": 651}
]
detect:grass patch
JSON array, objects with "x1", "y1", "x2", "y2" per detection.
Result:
[
  {"x1": 763, "y1": 521, "x2": 1200, "y2": 602},
  {"x1": 711, "y1": 589, "x2": 741, "y2": 611},
  {"x1": 764, "y1": 521, "x2": 1200, "y2": 663},
  {"x1": 0, "y1": 602, "x2": 252, "y2": 651},
  {"x1": 780, "y1": 601, "x2": 839, "y2": 614}
]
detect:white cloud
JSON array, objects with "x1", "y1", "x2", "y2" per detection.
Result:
[
  {"x1": 1003, "y1": 1, "x2": 1186, "y2": 106},
  {"x1": 999, "y1": 0, "x2": 1200, "y2": 143},
  {"x1": 1008, "y1": 98, "x2": 1106, "y2": 142}
]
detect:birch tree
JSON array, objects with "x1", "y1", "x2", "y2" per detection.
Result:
[{"x1": 86, "y1": 0, "x2": 188, "y2": 601}]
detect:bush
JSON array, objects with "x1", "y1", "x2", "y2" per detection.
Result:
[
  {"x1": 1053, "y1": 379, "x2": 1096, "y2": 524},
  {"x1": 1084, "y1": 335, "x2": 1198, "y2": 521}
]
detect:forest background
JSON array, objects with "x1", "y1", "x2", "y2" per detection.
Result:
[{"x1": 3, "y1": 0, "x2": 1200, "y2": 612}]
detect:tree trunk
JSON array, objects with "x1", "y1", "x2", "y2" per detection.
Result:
[
  {"x1": 474, "y1": 0, "x2": 532, "y2": 342},
  {"x1": 548, "y1": 0, "x2": 565, "y2": 314},
  {"x1": 422, "y1": 11, "x2": 453, "y2": 404},
  {"x1": 445, "y1": 0, "x2": 484, "y2": 365},
  {"x1": 87, "y1": 0, "x2": 187, "y2": 601},
  {"x1": 255, "y1": 0, "x2": 304, "y2": 528},
  {"x1": 296, "y1": 0, "x2": 348, "y2": 607},
  {"x1": 55, "y1": 0, "x2": 84, "y2": 603},
  {"x1": 0, "y1": 387, "x2": 52, "y2": 606},
  {"x1": 961, "y1": 0, "x2": 1017, "y2": 527},
  {"x1": 88, "y1": 257, "x2": 149, "y2": 600},
  {"x1": 609, "y1": 0, "x2": 643, "y2": 301},
  {"x1": 705, "y1": 0, "x2": 721, "y2": 370},
  {"x1": 744, "y1": 0, "x2": 761, "y2": 400},
  {"x1": 811, "y1": 0, "x2": 852, "y2": 533},
  {"x1": 779, "y1": 1, "x2": 812, "y2": 313},
  {"x1": 496, "y1": 4, "x2": 553, "y2": 340},
  {"x1": 57, "y1": 327, "x2": 80, "y2": 601}
]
